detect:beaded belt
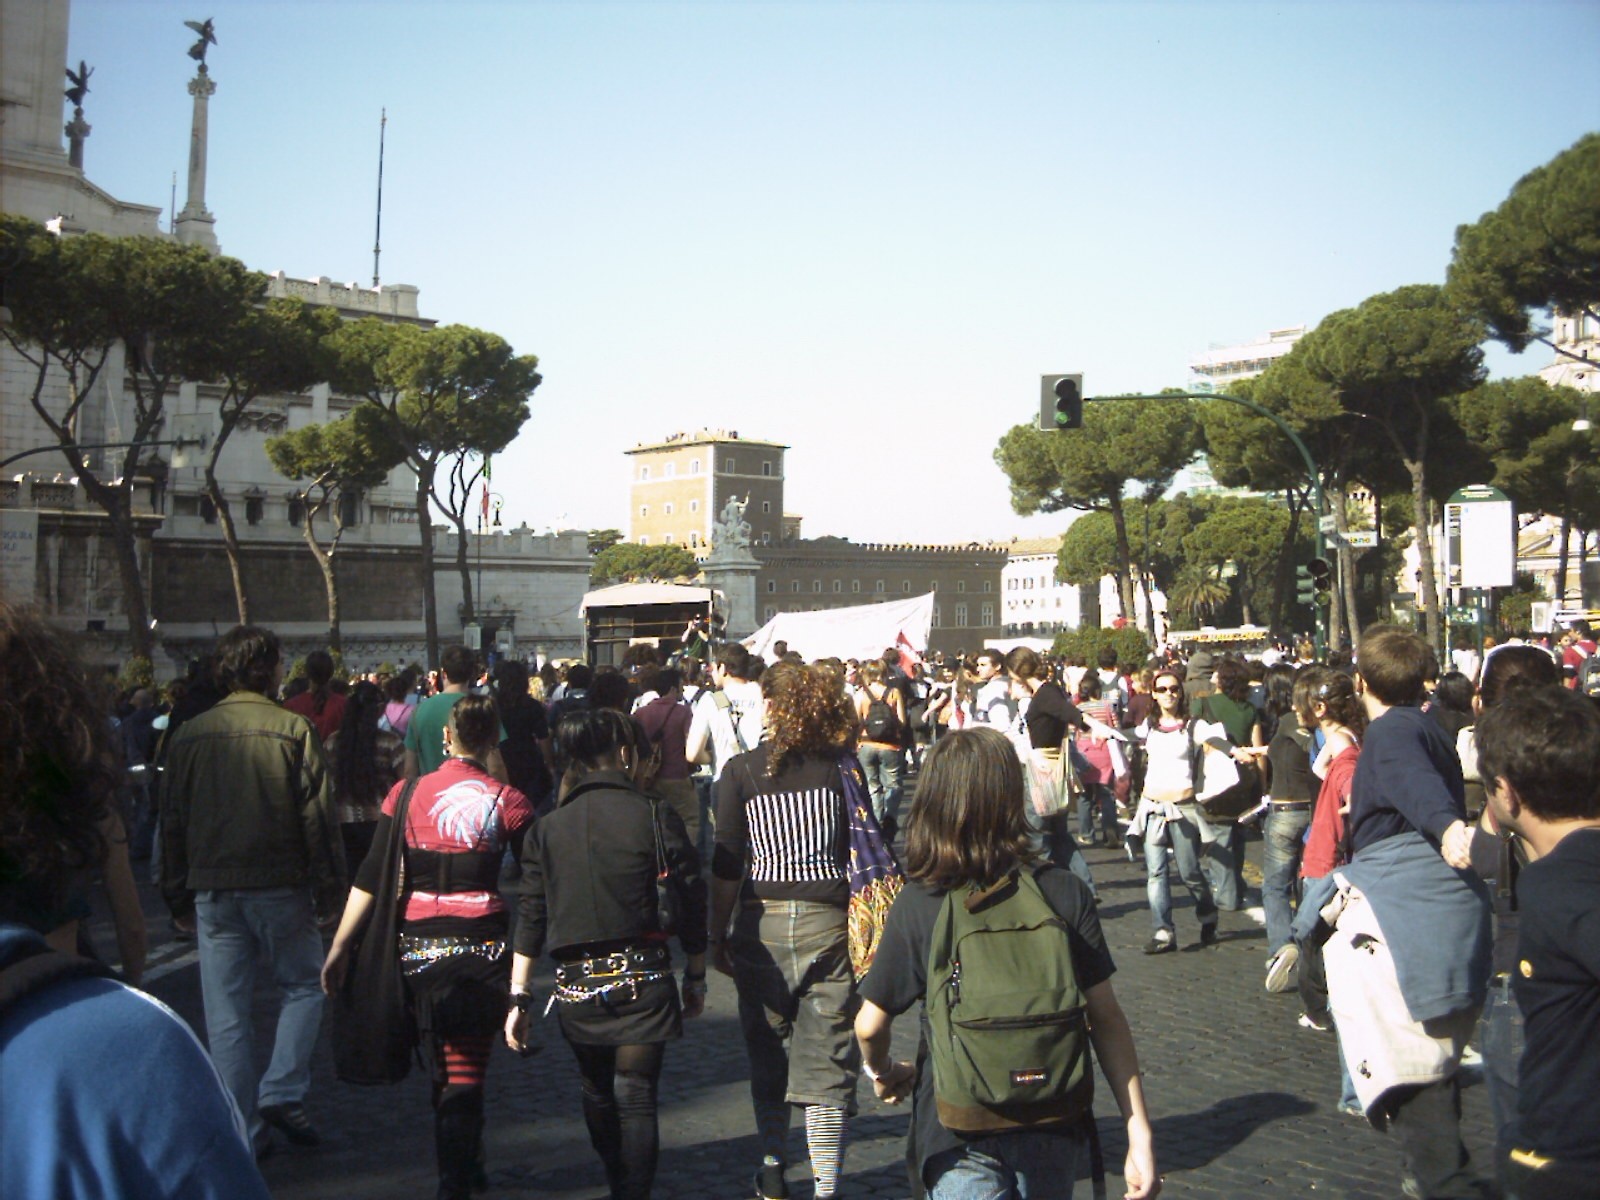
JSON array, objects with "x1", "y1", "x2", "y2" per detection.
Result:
[
  {"x1": 1269, "y1": 800, "x2": 1312, "y2": 812},
  {"x1": 398, "y1": 933, "x2": 508, "y2": 977},
  {"x1": 552, "y1": 945, "x2": 671, "y2": 1006}
]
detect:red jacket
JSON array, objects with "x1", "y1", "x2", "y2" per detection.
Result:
[{"x1": 1302, "y1": 743, "x2": 1360, "y2": 879}]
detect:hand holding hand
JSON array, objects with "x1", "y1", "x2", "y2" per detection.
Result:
[{"x1": 870, "y1": 1060, "x2": 916, "y2": 1105}]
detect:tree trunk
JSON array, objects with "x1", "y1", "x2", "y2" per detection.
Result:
[
  {"x1": 97, "y1": 487, "x2": 154, "y2": 660},
  {"x1": 1409, "y1": 460, "x2": 1441, "y2": 652},
  {"x1": 1556, "y1": 513, "x2": 1572, "y2": 605},
  {"x1": 1333, "y1": 491, "x2": 1362, "y2": 645},
  {"x1": 1271, "y1": 489, "x2": 1305, "y2": 636},
  {"x1": 300, "y1": 507, "x2": 342, "y2": 654},
  {"x1": 415, "y1": 466, "x2": 440, "y2": 668},
  {"x1": 1108, "y1": 495, "x2": 1136, "y2": 621},
  {"x1": 1140, "y1": 567, "x2": 1157, "y2": 641},
  {"x1": 453, "y1": 510, "x2": 476, "y2": 626},
  {"x1": 1325, "y1": 482, "x2": 1346, "y2": 654},
  {"x1": 203, "y1": 463, "x2": 250, "y2": 625}
]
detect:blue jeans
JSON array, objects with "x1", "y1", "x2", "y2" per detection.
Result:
[
  {"x1": 1145, "y1": 812, "x2": 1217, "y2": 935},
  {"x1": 196, "y1": 887, "x2": 326, "y2": 1138},
  {"x1": 1481, "y1": 976, "x2": 1522, "y2": 1165},
  {"x1": 1075, "y1": 783, "x2": 1117, "y2": 843},
  {"x1": 856, "y1": 744, "x2": 905, "y2": 826},
  {"x1": 926, "y1": 1126, "x2": 1087, "y2": 1199},
  {"x1": 1187, "y1": 806, "x2": 1240, "y2": 911},
  {"x1": 1262, "y1": 808, "x2": 1311, "y2": 954}
]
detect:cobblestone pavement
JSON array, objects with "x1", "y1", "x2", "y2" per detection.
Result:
[{"x1": 114, "y1": 827, "x2": 1497, "y2": 1200}]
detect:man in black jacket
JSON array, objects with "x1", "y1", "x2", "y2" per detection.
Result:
[{"x1": 160, "y1": 625, "x2": 344, "y2": 1157}]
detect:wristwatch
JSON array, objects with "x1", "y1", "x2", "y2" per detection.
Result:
[
  {"x1": 510, "y1": 991, "x2": 534, "y2": 1013},
  {"x1": 862, "y1": 1061, "x2": 887, "y2": 1083}
]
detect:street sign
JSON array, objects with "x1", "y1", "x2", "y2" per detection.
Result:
[
  {"x1": 1343, "y1": 530, "x2": 1377, "y2": 548},
  {"x1": 1318, "y1": 513, "x2": 1338, "y2": 535},
  {"x1": 1444, "y1": 484, "x2": 1515, "y2": 589}
]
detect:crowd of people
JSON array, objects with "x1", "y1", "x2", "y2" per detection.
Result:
[{"x1": 2, "y1": 598, "x2": 1596, "y2": 1200}]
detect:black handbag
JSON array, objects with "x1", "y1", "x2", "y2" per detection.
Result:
[
  {"x1": 333, "y1": 778, "x2": 420, "y2": 1086},
  {"x1": 650, "y1": 795, "x2": 681, "y2": 937}
]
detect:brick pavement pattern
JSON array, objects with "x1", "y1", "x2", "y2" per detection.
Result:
[{"x1": 135, "y1": 835, "x2": 1496, "y2": 1199}]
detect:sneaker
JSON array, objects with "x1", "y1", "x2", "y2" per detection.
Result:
[
  {"x1": 1265, "y1": 944, "x2": 1299, "y2": 993},
  {"x1": 1143, "y1": 932, "x2": 1175, "y2": 955},
  {"x1": 755, "y1": 1155, "x2": 789, "y2": 1200},
  {"x1": 259, "y1": 1102, "x2": 320, "y2": 1147},
  {"x1": 1297, "y1": 1012, "x2": 1332, "y2": 1033},
  {"x1": 1199, "y1": 923, "x2": 1219, "y2": 948}
]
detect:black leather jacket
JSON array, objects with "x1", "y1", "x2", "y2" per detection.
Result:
[{"x1": 513, "y1": 770, "x2": 707, "y2": 961}]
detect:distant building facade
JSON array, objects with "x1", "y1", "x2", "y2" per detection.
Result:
[
  {"x1": 1000, "y1": 536, "x2": 1095, "y2": 638},
  {"x1": 625, "y1": 430, "x2": 788, "y2": 553},
  {"x1": 1188, "y1": 326, "x2": 1306, "y2": 390}
]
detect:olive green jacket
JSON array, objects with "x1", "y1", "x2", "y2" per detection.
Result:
[{"x1": 159, "y1": 691, "x2": 345, "y2": 919}]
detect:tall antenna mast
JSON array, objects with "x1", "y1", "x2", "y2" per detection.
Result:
[
  {"x1": 169, "y1": 171, "x2": 177, "y2": 233},
  {"x1": 372, "y1": 107, "x2": 386, "y2": 288}
]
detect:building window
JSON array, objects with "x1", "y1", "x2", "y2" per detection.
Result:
[
  {"x1": 983, "y1": 580, "x2": 993, "y2": 593},
  {"x1": 724, "y1": 456, "x2": 736, "y2": 472},
  {"x1": 691, "y1": 459, "x2": 701, "y2": 474},
  {"x1": 287, "y1": 496, "x2": 304, "y2": 526},
  {"x1": 932, "y1": 604, "x2": 941, "y2": 626},
  {"x1": 930, "y1": 580, "x2": 938, "y2": 591},
  {"x1": 761, "y1": 501, "x2": 771, "y2": 513},
  {"x1": 665, "y1": 462, "x2": 675, "y2": 478},
  {"x1": 245, "y1": 496, "x2": 264, "y2": 526},
  {"x1": 955, "y1": 603, "x2": 968, "y2": 627},
  {"x1": 791, "y1": 581, "x2": 801, "y2": 593},
  {"x1": 689, "y1": 499, "x2": 699, "y2": 512},
  {"x1": 764, "y1": 605, "x2": 776, "y2": 621},
  {"x1": 338, "y1": 491, "x2": 359, "y2": 527},
  {"x1": 761, "y1": 461, "x2": 772, "y2": 477},
  {"x1": 901, "y1": 581, "x2": 911, "y2": 593},
  {"x1": 664, "y1": 533, "x2": 674, "y2": 543},
  {"x1": 832, "y1": 580, "x2": 842, "y2": 593},
  {"x1": 690, "y1": 532, "x2": 700, "y2": 547},
  {"x1": 199, "y1": 495, "x2": 217, "y2": 524},
  {"x1": 813, "y1": 580, "x2": 822, "y2": 593},
  {"x1": 874, "y1": 580, "x2": 885, "y2": 594},
  {"x1": 957, "y1": 580, "x2": 967, "y2": 593},
  {"x1": 761, "y1": 531, "x2": 771, "y2": 544},
  {"x1": 767, "y1": 580, "x2": 776, "y2": 593},
  {"x1": 640, "y1": 466, "x2": 650, "y2": 481},
  {"x1": 981, "y1": 602, "x2": 994, "y2": 625},
  {"x1": 664, "y1": 502, "x2": 674, "y2": 515},
  {"x1": 851, "y1": 580, "x2": 861, "y2": 594},
  {"x1": 639, "y1": 536, "x2": 648, "y2": 545},
  {"x1": 640, "y1": 505, "x2": 649, "y2": 518}
]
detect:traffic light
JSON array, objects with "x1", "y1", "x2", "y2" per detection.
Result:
[
  {"x1": 1297, "y1": 557, "x2": 1332, "y2": 605},
  {"x1": 1039, "y1": 374, "x2": 1084, "y2": 431}
]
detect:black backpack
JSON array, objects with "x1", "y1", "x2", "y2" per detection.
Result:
[{"x1": 863, "y1": 686, "x2": 900, "y2": 742}]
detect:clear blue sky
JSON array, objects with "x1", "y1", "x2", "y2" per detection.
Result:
[{"x1": 70, "y1": 0, "x2": 1600, "y2": 544}]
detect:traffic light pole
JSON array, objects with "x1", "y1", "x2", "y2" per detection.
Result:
[{"x1": 1091, "y1": 392, "x2": 1327, "y2": 660}]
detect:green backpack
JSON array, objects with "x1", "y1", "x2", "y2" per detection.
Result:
[{"x1": 925, "y1": 869, "x2": 1093, "y2": 1135}]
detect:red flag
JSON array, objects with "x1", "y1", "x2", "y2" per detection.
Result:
[
  {"x1": 895, "y1": 630, "x2": 922, "y2": 676},
  {"x1": 480, "y1": 482, "x2": 489, "y2": 525}
]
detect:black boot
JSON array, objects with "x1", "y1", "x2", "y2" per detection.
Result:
[{"x1": 436, "y1": 1091, "x2": 485, "y2": 1200}]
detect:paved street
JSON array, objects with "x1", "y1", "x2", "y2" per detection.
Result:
[{"x1": 108, "y1": 830, "x2": 1496, "y2": 1200}]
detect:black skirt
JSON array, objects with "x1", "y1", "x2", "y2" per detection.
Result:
[
  {"x1": 556, "y1": 974, "x2": 682, "y2": 1047},
  {"x1": 402, "y1": 938, "x2": 509, "y2": 1045}
]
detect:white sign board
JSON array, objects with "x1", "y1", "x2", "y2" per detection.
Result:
[
  {"x1": 0, "y1": 509, "x2": 39, "y2": 604},
  {"x1": 1343, "y1": 530, "x2": 1377, "y2": 548},
  {"x1": 1444, "y1": 485, "x2": 1515, "y2": 590}
]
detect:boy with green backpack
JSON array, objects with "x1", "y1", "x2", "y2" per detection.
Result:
[{"x1": 854, "y1": 728, "x2": 1159, "y2": 1200}]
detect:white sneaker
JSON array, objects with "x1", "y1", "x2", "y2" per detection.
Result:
[
  {"x1": 1244, "y1": 905, "x2": 1267, "y2": 926},
  {"x1": 1265, "y1": 944, "x2": 1299, "y2": 993}
]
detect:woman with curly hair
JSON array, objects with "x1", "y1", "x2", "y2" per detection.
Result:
[
  {"x1": 710, "y1": 662, "x2": 861, "y2": 1200},
  {"x1": 0, "y1": 603, "x2": 266, "y2": 1198}
]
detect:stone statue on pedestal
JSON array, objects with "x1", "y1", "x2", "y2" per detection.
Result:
[
  {"x1": 712, "y1": 495, "x2": 753, "y2": 557},
  {"x1": 185, "y1": 18, "x2": 217, "y2": 66}
]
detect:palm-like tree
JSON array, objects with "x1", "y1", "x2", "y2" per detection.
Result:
[{"x1": 1168, "y1": 564, "x2": 1230, "y2": 626}]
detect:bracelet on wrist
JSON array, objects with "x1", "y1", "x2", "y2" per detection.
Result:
[
  {"x1": 862, "y1": 1062, "x2": 886, "y2": 1083},
  {"x1": 510, "y1": 992, "x2": 535, "y2": 1013},
  {"x1": 683, "y1": 970, "x2": 706, "y2": 981}
]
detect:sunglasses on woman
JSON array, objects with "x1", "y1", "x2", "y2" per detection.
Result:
[{"x1": 1153, "y1": 684, "x2": 1180, "y2": 694}]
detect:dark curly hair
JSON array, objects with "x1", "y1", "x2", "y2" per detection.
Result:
[
  {"x1": 762, "y1": 662, "x2": 853, "y2": 774},
  {"x1": 0, "y1": 604, "x2": 116, "y2": 929}
]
